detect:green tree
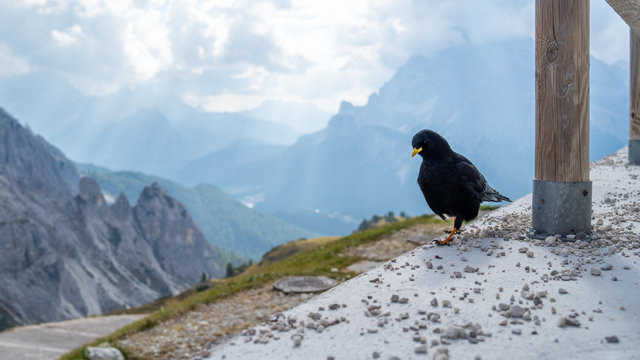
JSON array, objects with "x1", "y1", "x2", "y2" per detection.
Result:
[{"x1": 226, "y1": 263, "x2": 234, "y2": 278}]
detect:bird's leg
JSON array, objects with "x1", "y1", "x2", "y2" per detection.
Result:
[{"x1": 434, "y1": 217, "x2": 458, "y2": 246}]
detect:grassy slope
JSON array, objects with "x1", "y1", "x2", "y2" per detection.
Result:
[
  {"x1": 78, "y1": 165, "x2": 319, "y2": 260},
  {"x1": 60, "y1": 214, "x2": 446, "y2": 360}
]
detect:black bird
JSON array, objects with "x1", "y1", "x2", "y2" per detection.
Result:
[{"x1": 411, "y1": 129, "x2": 511, "y2": 245}]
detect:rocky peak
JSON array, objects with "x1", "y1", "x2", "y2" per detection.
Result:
[
  {"x1": 137, "y1": 182, "x2": 177, "y2": 209},
  {"x1": 0, "y1": 107, "x2": 79, "y2": 197},
  {"x1": 110, "y1": 192, "x2": 132, "y2": 220},
  {"x1": 78, "y1": 177, "x2": 106, "y2": 207},
  {"x1": 134, "y1": 182, "x2": 218, "y2": 284}
]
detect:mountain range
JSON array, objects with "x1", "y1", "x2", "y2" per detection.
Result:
[
  {"x1": 0, "y1": 74, "x2": 327, "y2": 178},
  {"x1": 0, "y1": 39, "x2": 629, "y2": 236},
  {"x1": 0, "y1": 108, "x2": 224, "y2": 330},
  {"x1": 172, "y1": 39, "x2": 629, "y2": 226}
]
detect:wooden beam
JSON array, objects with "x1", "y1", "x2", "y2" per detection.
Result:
[
  {"x1": 535, "y1": 0, "x2": 590, "y2": 182},
  {"x1": 632, "y1": 29, "x2": 640, "y2": 140},
  {"x1": 605, "y1": 0, "x2": 640, "y2": 36}
]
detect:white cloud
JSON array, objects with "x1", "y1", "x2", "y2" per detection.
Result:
[
  {"x1": 591, "y1": 0, "x2": 630, "y2": 65},
  {"x1": 183, "y1": 92, "x2": 265, "y2": 113},
  {"x1": 51, "y1": 25, "x2": 84, "y2": 46},
  {"x1": 0, "y1": 43, "x2": 32, "y2": 76},
  {"x1": 0, "y1": 0, "x2": 631, "y2": 116},
  {"x1": 122, "y1": 9, "x2": 173, "y2": 81}
]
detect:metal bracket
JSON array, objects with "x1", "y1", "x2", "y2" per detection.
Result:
[
  {"x1": 532, "y1": 180, "x2": 592, "y2": 236},
  {"x1": 630, "y1": 139, "x2": 640, "y2": 165}
]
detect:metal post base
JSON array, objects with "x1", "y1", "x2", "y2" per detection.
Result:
[
  {"x1": 532, "y1": 180, "x2": 592, "y2": 236},
  {"x1": 630, "y1": 139, "x2": 640, "y2": 164}
]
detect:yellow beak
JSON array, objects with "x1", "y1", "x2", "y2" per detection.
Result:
[{"x1": 412, "y1": 147, "x2": 422, "y2": 157}]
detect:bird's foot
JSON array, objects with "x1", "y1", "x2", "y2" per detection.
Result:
[
  {"x1": 434, "y1": 227, "x2": 458, "y2": 246},
  {"x1": 432, "y1": 238, "x2": 452, "y2": 246}
]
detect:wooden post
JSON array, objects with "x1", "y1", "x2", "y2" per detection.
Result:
[
  {"x1": 532, "y1": 0, "x2": 591, "y2": 236},
  {"x1": 631, "y1": 29, "x2": 640, "y2": 164}
]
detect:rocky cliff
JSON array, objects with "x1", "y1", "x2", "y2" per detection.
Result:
[{"x1": 0, "y1": 108, "x2": 223, "y2": 329}]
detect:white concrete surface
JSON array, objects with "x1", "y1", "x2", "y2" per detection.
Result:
[
  {"x1": 204, "y1": 148, "x2": 640, "y2": 360},
  {"x1": 0, "y1": 314, "x2": 145, "y2": 360}
]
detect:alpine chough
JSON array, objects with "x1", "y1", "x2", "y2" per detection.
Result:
[{"x1": 411, "y1": 129, "x2": 511, "y2": 245}]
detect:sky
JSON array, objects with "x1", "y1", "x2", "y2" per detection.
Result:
[{"x1": 0, "y1": 0, "x2": 630, "y2": 119}]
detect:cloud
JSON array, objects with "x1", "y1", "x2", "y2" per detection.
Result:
[
  {"x1": 591, "y1": 0, "x2": 630, "y2": 65},
  {"x1": 0, "y1": 0, "x2": 630, "y2": 117},
  {"x1": 51, "y1": 25, "x2": 84, "y2": 46},
  {"x1": 0, "y1": 43, "x2": 32, "y2": 76}
]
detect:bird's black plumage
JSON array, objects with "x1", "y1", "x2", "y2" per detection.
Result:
[{"x1": 411, "y1": 129, "x2": 511, "y2": 244}]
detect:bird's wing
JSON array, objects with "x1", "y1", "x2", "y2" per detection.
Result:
[
  {"x1": 454, "y1": 153, "x2": 511, "y2": 202},
  {"x1": 453, "y1": 154, "x2": 486, "y2": 202}
]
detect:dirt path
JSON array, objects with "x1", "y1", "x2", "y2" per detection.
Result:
[{"x1": 0, "y1": 314, "x2": 145, "y2": 360}]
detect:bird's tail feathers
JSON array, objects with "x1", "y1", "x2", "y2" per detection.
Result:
[{"x1": 482, "y1": 185, "x2": 512, "y2": 203}]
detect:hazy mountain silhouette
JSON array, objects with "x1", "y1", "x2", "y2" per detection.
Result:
[{"x1": 177, "y1": 40, "x2": 628, "y2": 231}]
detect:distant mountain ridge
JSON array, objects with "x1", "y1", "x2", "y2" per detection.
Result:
[
  {"x1": 0, "y1": 74, "x2": 314, "y2": 179},
  {"x1": 0, "y1": 108, "x2": 223, "y2": 329},
  {"x1": 0, "y1": 39, "x2": 627, "y2": 236},
  {"x1": 176, "y1": 39, "x2": 629, "y2": 223}
]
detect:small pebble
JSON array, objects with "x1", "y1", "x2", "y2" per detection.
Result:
[
  {"x1": 557, "y1": 317, "x2": 580, "y2": 327},
  {"x1": 590, "y1": 268, "x2": 601, "y2": 276},
  {"x1": 605, "y1": 336, "x2": 620, "y2": 344},
  {"x1": 431, "y1": 298, "x2": 438, "y2": 307},
  {"x1": 558, "y1": 288, "x2": 568, "y2": 295},
  {"x1": 511, "y1": 329, "x2": 522, "y2": 335},
  {"x1": 600, "y1": 264, "x2": 613, "y2": 271},
  {"x1": 504, "y1": 305, "x2": 525, "y2": 318},
  {"x1": 415, "y1": 345, "x2": 428, "y2": 354},
  {"x1": 533, "y1": 296, "x2": 542, "y2": 306},
  {"x1": 464, "y1": 265, "x2": 477, "y2": 273}
]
